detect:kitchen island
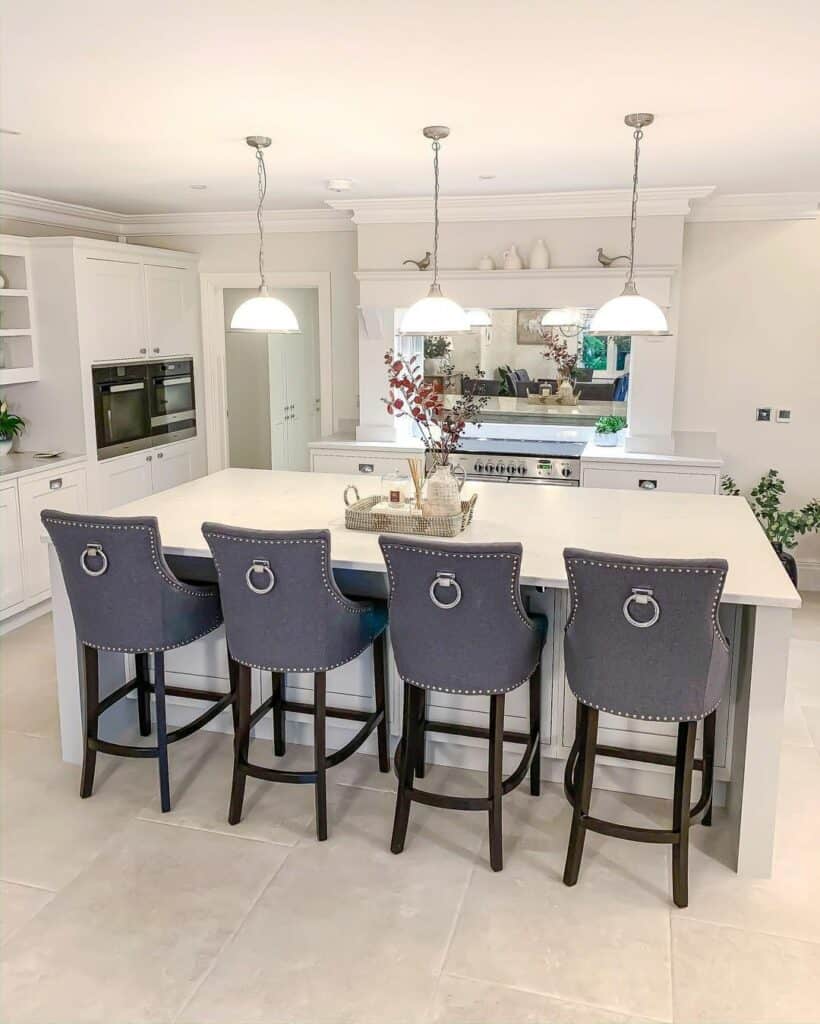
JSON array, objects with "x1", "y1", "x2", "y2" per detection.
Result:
[{"x1": 49, "y1": 468, "x2": 800, "y2": 878}]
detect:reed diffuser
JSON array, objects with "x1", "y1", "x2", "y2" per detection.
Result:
[{"x1": 407, "y1": 457, "x2": 425, "y2": 512}]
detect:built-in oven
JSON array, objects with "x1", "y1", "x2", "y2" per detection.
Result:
[
  {"x1": 92, "y1": 362, "x2": 151, "y2": 460},
  {"x1": 148, "y1": 359, "x2": 197, "y2": 445}
]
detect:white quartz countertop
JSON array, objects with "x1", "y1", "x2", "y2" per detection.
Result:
[
  {"x1": 0, "y1": 452, "x2": 86, "y2": 481},
  {"x1": 108, "y1": 468, "x2": 800, "y2": 609},
  {"x1": 582, "y1": 431, "x2": 722, "y2": 468}
]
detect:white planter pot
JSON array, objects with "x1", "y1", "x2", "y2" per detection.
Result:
[
  {"x1": 0, "y1": 437, "x2": 14, "y2": 456},
  {"x1": 617, "y1": 428, "x2": 628, "y2": 446},
  {"x1": 593, "y1": 431, "x2": 618, "y2": 447},
  {"x1": 424, "y1": 357, "x2": 444, "y2": 376}
]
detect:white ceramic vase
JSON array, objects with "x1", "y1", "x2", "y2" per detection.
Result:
[
  {"x1": 593, "y1": 431, "x2": 618, "y2": 447},
  {"x1": 477, "y1": 255, "x2": 495, "y2": 271},
  {"x1": 0, "y1": 437, "x2": 14, "y2": 456},
  {"x1": 423, "y1": 463, "x2": 464, "y2": 516},
  {"x1": 529, "y1": 239, "x2": 550, "y2": 269},
  {"x1": 502, "y1": 245, "x2": 523, "y2": 271}
]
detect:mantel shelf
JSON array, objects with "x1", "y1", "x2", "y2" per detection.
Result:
[
  {"x1": 356, "y1": 266, "x2": 676, "y2": 282},
  {"x1": 0, "y1": 289, "x2": 30, "y2": 298}
]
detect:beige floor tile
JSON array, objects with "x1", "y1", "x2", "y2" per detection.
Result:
[
  {"x1": 785, "y1": 639, "x2": 820, "y2": 707},
  {"x1": 780, "y1": 699, "x2": 814, "y2": 748},
  {"x1": 792, "y1": 591, "x2": 820, "y2": 642},
  {"x1": 802, "y1": 705, "x2": 820, "y2": 753},
  {"x1": 0, "y1": 617, "x2": 60, "y2": 739},
  {"x1": 445, "y1": 783, "x2": 674, "y2": 1022},
  {"x1": 0, "y1": 731, "x2": 156, "y2": 890},
  {"x1": 429, "y1": 975, "x2": 663, "y2": 1023},
  {"x1": 0, "y1": 882, "x2": 54, "y2": 946},
  {"x1": 137, "y1": 730, "x2": 314, "y2": 846},
  {"x1": 672, "y1": 917, "x2": 820, "y2": 1023},
  {"x1": 180, "y1": 781, "x2": 485, "y2": 1024},
  {"x1": 0, "y1": 819, "x2": 288, "y2": 1024}
]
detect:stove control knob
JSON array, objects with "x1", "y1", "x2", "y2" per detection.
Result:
[
  {"x1": 518, "y1": 465, "x2": 527, "y2": 475},
  {"x1": 561, "y1": 465, "x2": 573, "y2": 479},
  {"x1": 506, "y1": 464, "x2": 515, "y2": 475},
  {"x1": 495, "y1": 463, "x2": 505, "y2": 474},
  {"x1": 474, "y1": 462, "x2": 482, "y2": 473}
]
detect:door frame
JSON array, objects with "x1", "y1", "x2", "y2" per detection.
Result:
[{"x1": 199, "y1": 271, "x2": 333, "y2": 472}]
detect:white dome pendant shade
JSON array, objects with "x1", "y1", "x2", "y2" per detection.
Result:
[
  {"x1": 541, "y1": 307, "x2": 584, "y2": 329},
  {"x1": 230, "y1": 136, "x2": 300, "y2": 334},
  {"x1": 399, "y1": 126, "x2": 470, "y2": 336},
  {"x1": 466, "y1": 307, "x2": 492, "y2": 327},
  {"x1": 590, "y1": 114, "x2": 670, "y2": 338}
]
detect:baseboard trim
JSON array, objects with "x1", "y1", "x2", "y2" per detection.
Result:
[
  {"x1": 797, "y1": 559, "x2": 820, "y2": 592},
  {"x1": 0, "y1": 599, "x2": 51, "y2": 636}
]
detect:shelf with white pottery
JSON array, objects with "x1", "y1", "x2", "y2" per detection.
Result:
[{"x1": 0, "y1": 240, "x2": 40, "y2": 385}]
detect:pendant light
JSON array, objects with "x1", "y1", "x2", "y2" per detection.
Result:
[
  {"x1": 230, "y1": 136, "x2": 300, "y2": 333},
  {"x1": 590, "y1": 114, "x2": 670, "y2": 337},
  {"x1": 466, "y1": 308, "x2": 492, "y2": 327},
  {"x1": 399, "y1": 127, "x2": 470, "y2": 336},
  {"x1": 541, "y1": 307, "x2": 585, "y2": 337}
]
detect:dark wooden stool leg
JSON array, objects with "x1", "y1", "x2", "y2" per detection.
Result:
[
  {"x1": 227, "y1": 652, "x2": 240, "y2": 734},
  {"x1": 529, "y1": 668, "x2": 542, "y2": 797},
  {"x1": 488, "y1": 693, "x2": 505, "y2": 871},
  {"x1": 135, "y1": 652, "x2": 151, "y2": 737},
  {"x1": 228, "y1": 662, "x2": 251, "y2": 825},
  {"x1": 702, "y1": 710, "x2": 716, "y2": 827},
  {"x1": 153, "y1": 651, "x2": 171, "y2": 813},
  {"x1": 391, "y1": 683, "x2": 419, "y2": 854},
  {"x1": 271, "y1": 671, "x2": 286, "y2": 757},
  {"x1": 563, "y1": 705, "x2": 598, "y2": 886},
  {"x1": 673, "y1": 720, "x2": 697, "y2": 908},
  {"x1": 314, "y1": 671, "x2": 328, "y2": 841},
  {"x1": 415, "y1": 686, "x2": 427, "y2": 779},
  {"x1": 80, "y1": 645, "x2": 99, "y2": 799},
  {"x1": 373, "y1": 633, "x2": 389, "y2": 773}
]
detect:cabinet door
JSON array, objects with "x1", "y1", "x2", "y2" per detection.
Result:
[
  {"x1": 151, "y1": 442, "x2": 195, "y2": 494},
  {"x1": 82, "y1": 258, "x2": 146, "y2": 363},
  {"x1": 0, "y1": 482, "x2": 24, "y2": 613},
  {"x1": 144, "y1": 264, "x2": 196, "y2": 358},
  {"x1": 19, "y1": 468, "x2": 87, "y2": 603},
  {"x1": 268, "y1": 336, "x2": 288, "y2": 471},
  {"x1": 96, "y1": 451, "x2": 153, "y2": 511}
]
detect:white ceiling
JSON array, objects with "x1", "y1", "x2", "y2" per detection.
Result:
[{"x1": 2, "y1": 0, "x2": 819, "y2": 214}]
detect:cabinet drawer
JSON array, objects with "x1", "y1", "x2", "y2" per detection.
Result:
[
  {"x1": 582, "y1": 466, "x2": 717, "y2": 494},
  {"x1": 311, "y1": 453, "x2": 414, "y2": 478},
  {"x1": 19, "y1": 467, "x2": 88, "y2": 601}
]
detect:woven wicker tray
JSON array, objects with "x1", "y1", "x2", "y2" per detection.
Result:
[{"x1": 343, "y1": 488, "x2": 477, "y2": 538}]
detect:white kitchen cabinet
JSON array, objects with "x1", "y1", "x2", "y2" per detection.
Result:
[
  {"x1": 268, "y1": 333, "x2": 321, "y2": 472},
  {"x1": 311, "y1": 452, "x2": 419, "y2": 478},
  {"x1": 144, "y1": 264, "x2": 195, "y2": 359},
  {"x1": 581, "y1": 465, "x2": 718, "y2": 494},
  {"x1": 94, "y1": 438, "x2": 203, "y2": 511},
  {"x1": 19, "y1": 467, "x2": 88, "y2": 602},
  {"x1": 151, "y1": 440, "x2": 199, "y2": 494},
  {"x1": 0, "y1": 481, "x2": 24, "y2": 613},
  {"x1": 82, "y1": 257, "x2": 147, "y2": 363}
]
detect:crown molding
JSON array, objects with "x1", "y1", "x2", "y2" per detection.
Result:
[
  {"x1": 327, "y1": 187, "x2": 716, "y2": 224},
  {"x1": 688, "y1": 192, "x2": 820, "y2": 222},
  {"x1": 0, "y1": 190, "x2": 122, "y2": 234}
]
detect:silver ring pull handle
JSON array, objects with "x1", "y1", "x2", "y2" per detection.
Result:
[
  {"x1": 623, "y1": 587, "x2": 660, "y2": 628},
  {"x1": 343, "y1": 484, "x2": 360, "y2": 507},
  {"x1": 429, "y1": 571, "x2": 462, "y2": 610},
  {"x1": 80, "y1": 542, "x2": 108, "y2": 577},
  {"x1": 246, "y1": 559, "x2": 275, "y2": 595}
]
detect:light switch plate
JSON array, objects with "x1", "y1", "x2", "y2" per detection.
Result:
[
  {"x1": 756, "y1": 407, "x2": 772, "y2": 422},
  {"x1": 776, "y1": 409, "x2": 792, "y2": 423}
]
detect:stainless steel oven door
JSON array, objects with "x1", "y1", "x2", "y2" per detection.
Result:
[
  {"x1": 150, "y1": 365, "x2": 196, "y2": 442},
  {"x1": 95, "y1": 379, "x2": 152, "y2": 460}
]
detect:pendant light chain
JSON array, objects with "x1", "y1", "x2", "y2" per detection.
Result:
[
  {"x1": 431, "y1": 139, "x2": 441, "y2": 288},
  {"x1": 627, "y1": 126, "x2": 643, "y2": 287},
  {"x1": 256, "y1": 146, "x2": 267, "y2": 290}
]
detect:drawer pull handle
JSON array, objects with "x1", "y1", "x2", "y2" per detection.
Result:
[
  {"x1": 358, "y1": 463, "x2": 374, "y2": 474},
  {"x1": 638, "y1": 479, "x2": 658, "y2": 490},
  {"x1": 49, "y1": 478, "x2": 63, "y2": 491}
]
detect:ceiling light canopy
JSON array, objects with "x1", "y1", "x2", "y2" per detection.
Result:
[
  {"x1": 589, "y1": 113, "x2": 670, "y2": 338},
  {"x1": 399, "y1": 126, "x2": 470, "y2": 336},
  {"x1": 230, "y1": 136, "x2": 300, "y2": 334}
]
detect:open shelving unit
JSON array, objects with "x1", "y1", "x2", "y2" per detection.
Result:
[{"x1": 0, "y1": 238, "x2": 40, "y2": 386}]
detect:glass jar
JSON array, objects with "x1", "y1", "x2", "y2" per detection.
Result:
[{"x1": 381, "y1": 471, "x2": 411, "y2": 510}]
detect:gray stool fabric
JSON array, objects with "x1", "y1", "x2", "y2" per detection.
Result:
[
  {"x1": 41, "y1": 511, "x2": 223, "y2": 652},
  {"x1": 379, "y1": 537, "x2": 544, "y2": 695},
  {"x1": 563, "y1": 548, "x2": 730, "y2": 722},
  {"x1": 201, "y1": 524, "x2": 387, "y2": 672}
]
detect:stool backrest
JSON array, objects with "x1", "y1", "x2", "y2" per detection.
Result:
[
  {"x1": 563, "y1": 548, "x2": 730, "y2": 721},
  {"x1": 202, "y1": 524, "x2": 378, "y2": 672},
  {"x1": 379, "y1": 537, "x2": 542, "y2": 694},
  {"x1": 41, "y1": 510, "x2": 221, "y2": 652}
]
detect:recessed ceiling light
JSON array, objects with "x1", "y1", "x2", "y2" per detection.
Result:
[
  {"x1": 190, "y1": 184, "x2": 208, "y2": 190},
  {"x1": 0, "y1": 128, "x2": 22, "y2": 135},
  {"x1": 326, "y1": 178, "x2": 353, "y2": 192},
  {"x1": 478, "y1": 174, "x2": 496, "y2": 180}
]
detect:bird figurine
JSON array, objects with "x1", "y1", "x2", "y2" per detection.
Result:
[
  {"x1": 596, "y1": 248, "x2": 630, "y2": 267},
  {"x1": 403, "y1": 251, "x2": 432, "y2": 270}
]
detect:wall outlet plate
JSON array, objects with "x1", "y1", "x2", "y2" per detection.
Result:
[
  {"x1": 776, "y1": 409, "x2": 792, "y2": 423},
  {"x1": 756, "y1": 407, "x2": 772, "y2": 422}
]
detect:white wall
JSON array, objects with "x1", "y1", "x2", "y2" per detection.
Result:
[{"x1": 675, "y1": 218, "x2": 820, "y2": 568}]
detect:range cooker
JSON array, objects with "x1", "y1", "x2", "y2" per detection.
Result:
[{"x1": 449, "y1": 438, "x2": 584, "y2": 486}]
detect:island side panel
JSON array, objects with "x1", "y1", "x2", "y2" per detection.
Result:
[{"x1": 727, "y1": 603, "x2": 793, "y2": 878}]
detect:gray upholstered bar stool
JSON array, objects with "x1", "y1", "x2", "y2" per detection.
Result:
[
  {"x1": 561, "y1": 547, "x2": 731, "y2": 907},
  {"x1": 41, "y1": 510, "x2": 229, "y2": 813},
  {"x1": 379, "y1": 536, "x2": 545, "y2": 872},
  {"x1": 202, "y1": 524, "x2": 389, "y2": 841}
]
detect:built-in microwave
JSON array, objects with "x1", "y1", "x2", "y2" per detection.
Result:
[
  {"x1": 148, "y1": 359, "x2": 197, "y2": 444},
  {"x1": 92, "y1": 363, "x2": 151, "y2": 460}
]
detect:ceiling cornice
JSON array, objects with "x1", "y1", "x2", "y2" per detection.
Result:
[
  {"x1": 327, "y1": 187, "x2": 716, "y2": 223},
  {"x1": 688, "y1": 192, "x2": 820, "y2": 222}
]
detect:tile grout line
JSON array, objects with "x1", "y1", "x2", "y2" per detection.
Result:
[
  {"x1": 171, "y1": 846, "x2": 294, "y2": 1024},
  {"x1": 671, "y1": 910, "x2": 820, "y2": 950},
  {"x1": 134, "y1": 812, "x2": 301, "y2": 848},
  {"x1": 668, "y1": 908, "x2": 678, "y2": 1024},
  {"x1": 0, "y1": 878, "x2": 57, "y2": 894}
]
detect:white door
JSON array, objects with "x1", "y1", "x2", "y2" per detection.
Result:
[
  {"x1": 19, "y1": 469, "x2": 87, "y2": 602},
  {"x1": 0, "y1": 482, "x2": 24, "y2": 613},
  {"x1": 82, "y1": 258, "x2": 146, "y2": 362},
  {"x1": 144, "y1": 265, "x2": 194, "y2": 358},
  {"x1": 268, "y1": 334, "x2": 289, "y2": 471},
  {"x1": 96, "y1": 451, "x2": 153, "y2": 511},
  {"x1": 151, "y1": 442, "x2": 195, "y2": 494},
  {"x1": 283, "y1": 297, "x2": 320, "y2": 471}
]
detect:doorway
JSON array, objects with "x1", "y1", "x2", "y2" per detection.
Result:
[{"x1": 223, "y1": 287, "x2": 322, "y2": 472}]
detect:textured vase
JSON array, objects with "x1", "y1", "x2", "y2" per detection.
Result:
[
  {"x1": 529, "y1": 239, "x2": 550, "y2": 269},
  {"x1": 423, "y1": 464, "x2": 463, "y2": 516}
]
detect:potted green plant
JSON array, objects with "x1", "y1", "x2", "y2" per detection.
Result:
[
  {"x1": 593, "y1": 415, "x2": 626, "y2": 447},
  {"x1": 423, "y1": 335, "x2": 449, "y2": 376},
  {"x1": 0, "y1": 398, "x2": 24, "y2": 456},
  {"x1": 721, "y1": 470, "x2": 820, "y2": 586}
]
